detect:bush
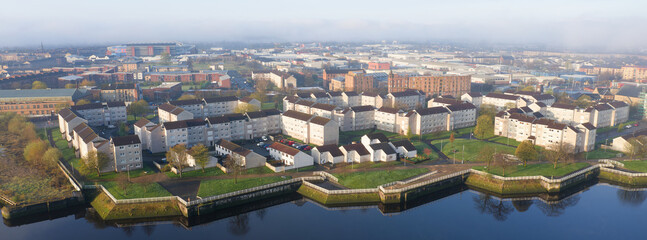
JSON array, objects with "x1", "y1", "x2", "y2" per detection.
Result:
[{"x1": 161, "y1": 164, "x2": 171, "y2": 172}]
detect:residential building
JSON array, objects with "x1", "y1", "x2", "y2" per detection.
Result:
[
  {"x1": 158, "y1": 103, "x2": 193, "y2": 123},
  {"x1": 611, "y1": 129, "x2": 647, "y2": 153},
  {"x1": 58, "y1": 108, "x2": 88, "y2": 142},
  {"x1": 214, "y1": 139, "x2": 265, "y2": 169},
  {"x1": 169, "y1": 99, "x2": 205, "y2": 118},
  {"x1": 482, "y1": 93, "x2": 528, "y2": 110},
  {"x1": 70, "y1": 101, "x2": 127, "y2": 126},
  {"x1": 340, "y1": 143, "x2": 371, "y2": 163},
  {"x1": 388, "y1": 73, "x2": 471, "y2": 97},
  {"x1": 238, "y1": 97, "x2": 262, "y2": 110},
  {"x1": 391, "y1": 140, "x2": 417, "y2": 158},
  {"x1": 344, "y1": 70, "x2": 374, "y2": 92},
  {"x1": 312, "y1": 144, "x2": 344, "y2": 164},
  {"x1": 202, "y1": 96, "x2": 239, "y2": 117},
  {"x1": 141, "y1": 82, "x2": 182, "y2": 102},
  {"x1": 246, "y1": 109, "x2": 281, "y2": 138},
  {"x1": 385, "y1": 90, "x2": 426, "y2": 110},
  {"x1": 267, "y1": 142, "x2": 313, "y2": 171},
  {"x1": 360, "y1": 92, "x2": 385, "y2": 108},
  {"x1": 461, "y1": 92, "x2": 483, "y2": 108},
  {"x1": 427, "y1": 97, "x2": 464, "y2": 108},
  {"x1": 342, "y1": 92, "x2": 361, "y2": 107},
  {"x1": 281, "y1": 110, "x2": 339, "y2": 145},
  {"x1": 336, "y1": 105, "x2": 375, "y2": 131},
  {"x1": 446, "y1": 103, "x2": 478, "y2": 129},
  {"x1": 374, "y1": 107, "x2": 400, "y2": 132},
  {"x1": 100, "y1": 84, "x2": 139, "y2": 102},
  {"x1": 110, "y1": 135, "x2": 143, "y2": 172},
  {"x1": 406, "y1": 107, "x2": 451, "y2": 135}
]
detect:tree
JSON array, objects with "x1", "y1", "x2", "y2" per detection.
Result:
[
  {"x1": 515, "y1": 140, "x2": 538, "y2": 167},
  {"x1": 190, "y1": 144, "x2": 209, "y2": 173},
  {"x1": 177, "y1": 94, "x2": 197, "y2": 100},
  {"x1": 504, "y1": 102, "x2": 516, "y2": 110},
  {"x1": 449, "y1": 132, "x2": 455, "y2": 144},
  {"x1": 224, "y1": 154, "x2": 244, "y2": 184},
  {"x1": 405, "y1": 127, "x2": 413, "y2": 140},
  {"x1": 116, "y1": 173, "x2": 131, "y2": 196},
  {"x1": 31, "y1": 81, "x2": 47, "y2": 89},
  {"x1": 80, "y1": 79, "x2": 96, "y2": 87},
  {"x1": 118, "y1": 122, "x2": 130, "y2": 136},
  {"x1": 160, "y1": 52, "x2": 171, "y2": 64},
  {"x1": 23, "y1": 140, "x2": 49, "y2": 165},
  {"x1": 127, "y1": 100, "x2": 150, "y2": 120},
  {"x1": 474, "y1": 115, "x2": 494, "y2": 139},
  {"x1": 477, "y1": 147, "x2": 495, "y2": 169},
  {"x1": 479, "y1": 104, "x2": 497, "y2": 117},
  {"x1": 234, "y1": 103, "x2": 260, "y2": 114},
  {"x1": 65, "y1": 83, "x2": 76, "y2": 89},
  {"x1": 520, "y1": 86, "x2": 535, "y2": 92},
  {"x1": 169, "y1": 144, "x2": 189, "y2": 178},
  {"x1": 544, "y1": 143, "x2": 574, "y2": 169},
  {"x1": 42, "y1": 148, "x2": 62, "y2": 169},
  {"x1": 624, "y1": 137, "x2": 646, "y2": 160},
  {"x1": 76, "y1": 99, "x2": 91, "y2": 105},
  {"x1": 574, "y1": 95, "x2": 592, "y2": 109},
  {"x1": 83, "y1": 150, "x2": 110, "y2": 177},
  {"x1": 493, "y1": 152, "x2": 511, "y2": 176}
]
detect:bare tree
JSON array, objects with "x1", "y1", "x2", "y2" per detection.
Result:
[
  {"x1": 169, "y1": 144, "x2": 189, "y2": 178},
  {"x1": 493, "y1": 152, "x2": 512, "y2": 176},
  {"x1": 224, "y1": 154, "x2": 244, "y2": 184}
]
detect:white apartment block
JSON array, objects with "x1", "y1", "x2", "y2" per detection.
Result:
[
  {"x1": 405, "y1": 107, "x2": 451, "y2": 135},
  {"x1": 111, "y1": 135, "x2": 143, "y2": 172},
  {"x1": 374, "y1": 107, "x2": 401, "y2": 132},
  {"x1": 158, "y1": 103, "x2": 194, "y2": 123},
  {"x1": 482, "y1": 93, "x2": 528, "y2": 110},
  {"x1": 214, "y1": 139, "x2": 265, "y2": 169},
  {"x1": 70, "y1": 102, "x2": 127, "y2": 126},
  {"x1": 385, "y1": 90, "x2": 425, "y2": 110},
  {"x1": 203, "y1": 96, "x2": 239, "y2": 117},
  {"x1": 494, "y1": 111, "x2": 596, "y2": 152},
  {"x1": 427, "y1": 97, "x2": 465, "y2": 108},
  {"x1": 267, "y1": 142, "x2": 313, "y2": 171},
  {"x1": 169, "y1": 99, "x2": 205, "y2": 118},
  {"x1": 546, "y1": 101, "x2": 629, "y2": 128},
  {"x1": 281, "y1": 110, "x2": 339, "y2": 146},
  {"x1": 446, "y1": 103, "x2": 478, "y2": 129},
  {"x1": 461, "y1": 92, "x2": 483, "y2": 108},
  {"x1": 360, "y1": 92, "x2": 385, "y2": 109},
  {"x1": 336, "y1": 105, "x2": 375, "y2": 131}
]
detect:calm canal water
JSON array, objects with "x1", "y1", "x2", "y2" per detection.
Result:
[{"x1": 2, "y1": 183, "x2": 647, "y2": 239}]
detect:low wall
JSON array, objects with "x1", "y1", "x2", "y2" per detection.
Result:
[{"x1": 2, "y1": 194, "x2": 84, "y2": 220}]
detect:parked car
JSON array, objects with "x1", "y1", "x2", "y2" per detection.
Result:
[
  {"x1": 263, "y1": 143, "x2": 271, "y2": 148},
  {"x1": 280, "y1": 139, "x2": 287, "y2": 143},
  {"x1": 262, "y1": 136, "x2": 269, "y2": 141},
  {"x1": 257, "y1": 142, "x2": 265, "y2": 146},
  {"x1": 288, "y1": 141, "x2": 295, "y2": 145},
  {"x1": 626, "y1": 125, "x2": 632, "y2": 129},
  {"x1": 303, "y1": 146, "x2": 312, "y2": 151}
]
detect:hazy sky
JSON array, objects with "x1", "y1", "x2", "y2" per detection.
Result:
[{"x1": 2, "y1": 0, "x2": 647, "y2": 51}]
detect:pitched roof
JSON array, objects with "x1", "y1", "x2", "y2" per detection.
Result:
[
  {"x1": 106, "y1": 101, "x2": 126, "y2": 108},
  {"x1": 282, "y1": 110, "x2": 313, "y2": 121},
  {"x1": 310, "y1": 116, "x2": 332, "y2": 126},
  {"x1": 431, "y1": 98, "x2": 463, "y2": 105},
  {"x1": 343, "y1": 91, "x2": 359, "y2": 97},
  {"x1": 486, "y1": 92, "x2": 519, "y2": 100},
  {"x1": 550, "y1": 103, "x2": 576, "y2": 110},
  {"x1": 416, "y1": 107, "x2": 449, "y2": 116},
  {"x1": 342, "y1": 143, "x2": 369, "y2": 156},
  {"x1": 581, "y1": 122, "x2": 596, "y2": 130},
  {"x1": 311, "y1": 92, "x2": 329, "y2": 98},
  {"x1": 593, "y1": 103, "x2": 613, "y2": 111},
  {"x1": 328, "y1": 91, "x2": 342, "y2": 97},
  {"x1": 295, "y1": 100, "x2": 315, "y2": 106},
  {"x1": 532, "y1": 94, "x2": 555, "y2": 101},
  {"x1": 350, "y1": 105, "x2": 375, "y2": 112},
  {"x1": 366, "y1": 133, "x2": 389, "y2": 143},
  {"x1": 314, "y1": 144, "x2": 343, "y2": 157},
  {"x1": 158, "y1": 103, "x2": 178, "y2": 112},
  {"x1": 134, "y1": 118, "x2": 152, "y2": 128},
  {"x1": 311, "y1": 103, "x2": 336, "y2": 111},
  {"x1": 608, "y1": 101, "x2": 629, "y2": 108},
  {"x1": 466, "y1": 92, "x2": 483, "y2": 97},
  {"x1": 446, "y1": 103, "x2": 477, "y2": 112},
  {"x1": 203, "y1": 95, "x2": 239, "y2": 103},
  {"x1": 377, "y1": 107, "x2": 399, "y2": 114},
  {"x1": 295, "y1": 92, "x2": 312, "y2": 98},
  {"x1": 370, "y1": 143, "x2": 396, "y2": 155},
  {"x1": 268, "y1": 142, "x2": 301, "y2": 156},
  {"x1": 111, "y1": 135, "x2": 141, "y2": 146},
  {"x1": 163, "y1": 118, "x2": 205, "y2": 130},
  {"x1": 509, "y1": 113, "x2": 536, "y2": 123},
  {"x1": 71, "y1": 103, "x2": 104, "y2": 111},
  {"x1": 616, "y1": 85, "x2": 643, "y2": 98},
  {"x1": 246, "y1": 111, "x2": 267, "y2": 119},
  {"x1": 239, "y1": 97, "x2": 256, "y2": 103},
  {"x1": 261, "y1": 109, "x2": 281, "y2": 116},
  {"x1": 390, "y1": 90, "x2": 422, "y2": 97},
  {"x1": 169, "y1": 99, "x2": 203, "y2": 106},
  {"x1": 520, "y1": 106, "x2": 533, "y2": 113},
  {"x1": 392, "y1": 140, "x2": 416, "y2": 151},
  {"x1": 215, "y1": 139, "x2": 251, "y2": 156}
]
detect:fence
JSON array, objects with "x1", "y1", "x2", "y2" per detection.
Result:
[
  {"x1": 600, "y1": 167, "x2": 647, "y2": 177},
  {"x1": 380, "y1": 169, "x2": 471, "y2": 194},
  {"x1": 380, "y1": 171, "x2": 438, "y2": 188},
  {"x1": 187, "y1": 176, "x2": 322, "y2": 206},
  {"x1": 313, "y1": 171, "x2": 339, "y2": 182},
  {"x1": 0, "y1": 194, "x2": 16, "y2": 206},
  {"x1": 599, "y1": 159, "x2": 625, "y2": 168},
  {"x1": 467, "y1": 164, "x2": 611, "y2": 184},
  {"x1": 87, "y1": 184, "x2": 188, "y2": 206},
  {"x1": 302, "y1": 181, "x2": 378, "y2": 195},
  {"x1": 57, "y1": 161, "x2": 81, "y2": 191}
]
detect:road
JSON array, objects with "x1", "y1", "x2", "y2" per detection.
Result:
[{"x1": 596, "y1": 119, "x2": 647, "y2": 144}]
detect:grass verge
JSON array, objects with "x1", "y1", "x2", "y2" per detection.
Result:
[
  {"x1": 197, "y1": 176, "x2": 290, "y2": 197},
  {"x1": 472, "y1": 163, "x2": 590, "y2": 178},
  {"x1": 334, "y1": 168, "x2": 429, "y2": 189}
]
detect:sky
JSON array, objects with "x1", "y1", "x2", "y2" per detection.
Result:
[{"x1": 2, "y1": 0, "x2": 647, "y2": 51}]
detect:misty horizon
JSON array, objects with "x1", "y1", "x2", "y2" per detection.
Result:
[{"x1": 2, "y1": 0, "x2": 647, "y2": 53}]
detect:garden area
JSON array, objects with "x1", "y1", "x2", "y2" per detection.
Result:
[
  {"x1": 197, "y1": 176, "x2": 290, "y2": 196},
  {"x1": 472, "y1": 162, "x2": 590, "y2": 178},
  {"x1": 101, "y1": 181, "x2": 172, "y2": 199},
  {"x1": 430, "y1": 138, "x2": 517, "y2": 162},
  {"x1": 620, "y1": 160, "x2": 647, "y2": 173},
  {"x1": 333, "y1": 168, "x2": 429, "y2": 189}
]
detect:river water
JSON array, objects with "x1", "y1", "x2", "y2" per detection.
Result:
[{"x1": 2, "y1": 183, "x2": 647, "y2": 239}]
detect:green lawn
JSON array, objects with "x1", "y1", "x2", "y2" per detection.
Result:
[
  {"x1": 333, "y1": 168, "x2": 429, "y2": 189},
  {"x1": 261, "y1": 102, "x2": 276, "y2": 110},
  {"x1": 430, "y1": 138, "x2": 517, "y2": 162},
  {"x1": 165, "y1": 167, "x2": 225, "y2": 178},
  {"x1": 487, "y1": 136, "x2": 522, "y2": 147},
  {"x1": 197, "y1": 176, "x2": 290, "y2": 196},
  {"x1": 339, "y1": 129, "x2": 400, "y2": 145},
  {"x1": 579, "y1": 148, "x2": 622, "y2": 160},
  {"x1": 473, "y1": 162, "x2": 590, "y2": 177},
  {"x1": 621, "y1": 160, "x2": 647, "y2": 173},
  {"x1": 340, "y1": 161, "x2": 403, "y2": 170},
  {"x1": 421, "y1": 127, "x2": 475, "y2": 141},
  {"x1": 285, "y1": 165, "x2": 317, "y2": 173},
  {"x1": 101, "y1": 182, "x2": 172, "y2": 199}
]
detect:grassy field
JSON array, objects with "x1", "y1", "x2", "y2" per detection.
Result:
[
  {"x1": 285, "y1": 165, "x2": 317, "y2": 173},
  {"x1": 101, "y1": 181, "x2": 172, "y2": 199},
  {"x1": 430, "y1": 138, "x2": 517, "y2": 162},
  {"x1": 473, "y1": 162, "x2": 590, "y2": 177},
  {"x1": 621, "y1": 160, "x2": 647, "y2": 173},
  {"x1": 197, "y1": 176, "x2": 290, "y2": 196},
  {"x1": 164, "y1": 167, "x2": 225, "y2": 178},
  {"x1": 421, "y1": 127, "x2": 475, "y2": 141},
  {"x1": 91, "y1": 193, "x2": 182, "y2": 220},
  {"x1": 487, "y1": 136, "x2": 522, "y2": 147},
  {"x1": 333, "y1": 168, "x2": 429, "y2": 189},
  {"x1": 579, "y1": 148, "x2": 622, "y2": 160},
  {"x1": 339, "y1": 161, "x2": 403, "y2": 170},
  {"x1": 261, "y1": 102, "x2": 276, "y2": 110}
]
